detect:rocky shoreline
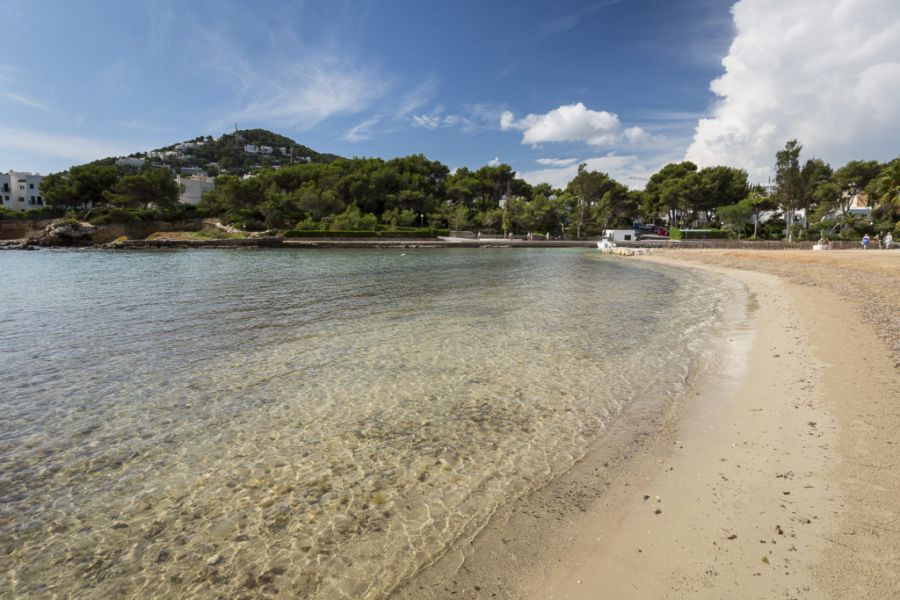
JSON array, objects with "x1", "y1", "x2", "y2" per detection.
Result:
[{"x1": 0, "y1": 219, "x2": 602, "y2": 250}]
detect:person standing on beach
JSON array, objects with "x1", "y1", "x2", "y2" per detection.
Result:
[
  {"x1": 862, "y1": 234, "x2": 870, "y2": 249},
  {"x1": 875, "y1": 233, "x2": 882, "y2": 249},
  {"x1": 885, "y1": 232, "x2": 893, "y2": 249}
]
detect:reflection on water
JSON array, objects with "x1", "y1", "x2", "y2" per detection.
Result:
[{"x1": 0, "y1": 248, "x2": 727, "y2": 598}]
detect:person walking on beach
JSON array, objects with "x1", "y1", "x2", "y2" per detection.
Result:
[
  {"x1": 862, "y1": 234, "x2": 870, "y2": 249},
  {"x1": 885, "y1": 232, "x2": 893, "y2": 249},
  {"x1": 875, "y1": 233, "x2": 882, "y2": 249}
]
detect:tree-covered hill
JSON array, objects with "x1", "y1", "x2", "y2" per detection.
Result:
[{"x1": 133, "y1": 128, "x2": 342, "y2": 174}]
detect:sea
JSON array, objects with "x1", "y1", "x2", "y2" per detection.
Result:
[{"x1": 0, "y1": 248, "x2": 741, "y2": 598}]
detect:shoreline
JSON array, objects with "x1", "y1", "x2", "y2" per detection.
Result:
[{"x1": 395, "y1": 249, "x2": 899, "y2": 598}]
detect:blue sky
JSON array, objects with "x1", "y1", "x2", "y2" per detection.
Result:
[{"x1": 2, "y1": 0, "x2": 898, "y2": 186}]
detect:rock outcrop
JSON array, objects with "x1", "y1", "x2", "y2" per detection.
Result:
[{"x1": 30, "y1": 219, "x2": 98, "y2": 246}]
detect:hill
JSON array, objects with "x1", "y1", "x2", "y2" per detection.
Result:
[{"x1": 126, "y1": 128, "x2": 341, "y2": 175}]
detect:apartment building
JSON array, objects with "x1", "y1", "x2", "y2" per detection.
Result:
[{"x1": 0, "y1": 171, "x2": 44, "y2": 211}]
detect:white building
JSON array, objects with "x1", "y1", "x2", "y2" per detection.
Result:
[
  {"x1": 1, "y1": 171, "x2": 45, "y2": 212},
  {"x1": 176, "y1": 175, "x2": 215, "y2": 206},
  {"x1": 259, "y1": 145, "x2": 273, "y2": 154},
  {"x1": 244, "y1": 144, "x2": 259, "y2": 153}
]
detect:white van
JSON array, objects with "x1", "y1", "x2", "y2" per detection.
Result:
[{"x1": 602, "y1": 229, "x2": 636, "y2": 242}]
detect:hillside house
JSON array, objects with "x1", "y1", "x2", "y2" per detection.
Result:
[{"x1": 176, "y1": 175, "x2": 215, "y2": 205}]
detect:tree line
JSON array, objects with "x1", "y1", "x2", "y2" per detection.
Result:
[{"x1": 30, "y1": 142, "x2": 900, "y2": 239}]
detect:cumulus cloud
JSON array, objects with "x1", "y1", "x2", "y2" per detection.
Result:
[
  {"x1": 487, "y1": 156, "x2": 501, "y2": 167},
  {"x1": 500, "y1": 103, "x2": 660, "y2": 147},
  {"x1": 519, "y1": 153, "x2": 653, "y2": 189},
  {"x1": 685, "y1": 0, "x2": 900, "y2": 181}
]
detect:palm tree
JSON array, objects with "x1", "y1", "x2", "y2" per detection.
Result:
[{"x1": 871, "y1": 159, "x2": 900, "y2": 211}]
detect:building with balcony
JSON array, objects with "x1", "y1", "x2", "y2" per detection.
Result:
[{"x1": 0, "y1": 171, "x2": 44, "y2": 211}]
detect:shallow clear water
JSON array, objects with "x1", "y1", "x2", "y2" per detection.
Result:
[{"x1": 0, "y1": 248, "x2": 729, "y2": 598}]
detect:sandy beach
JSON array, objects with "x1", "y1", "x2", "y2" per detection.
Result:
[{"x1": 396, "y1": 249, "x2": 899, "y2": 599}]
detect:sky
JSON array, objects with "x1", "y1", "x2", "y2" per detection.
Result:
[{"x1": 1, "y1": 0, "x2": 898, "y2": 188}]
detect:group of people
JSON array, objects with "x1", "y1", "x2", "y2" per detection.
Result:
[{"x1": 861, "y1": 232, "x2": 894, "y2": 250}]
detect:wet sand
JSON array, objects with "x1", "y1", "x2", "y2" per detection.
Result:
[{"x1": 396, "y1": 249, "x2": 899, "y2": 599}]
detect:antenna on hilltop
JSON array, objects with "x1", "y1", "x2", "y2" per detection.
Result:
[{"x1": 234, "y1": 123, "x2": 238, "y2": 134}]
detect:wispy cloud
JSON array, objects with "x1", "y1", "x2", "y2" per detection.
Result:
[
  {"x1": 231, "y1": 62, "x2": 387, "y2": 128},
  {"x1": 196, "y1": 26, "x2": 390, "y2": 132},
  {"x1": 344, "y1": 77, "x2": 440, "y2": 141},
  {"x1": 536, "y1": 157, "x2": 579, "y2": 167},
  {"x1": 0, "y1": 126, "x2": 136, "y2": 166},
  {"x1": 539, "y1": 0, "x2": 622, "y2": 38},
  {"x1": 410, "y1": 102, "x2": 508, "y2": 134},
  {"x1": 345, "y1": 116, "x2": 382, "y2": 142},
  {"x1": 0, "y1": 91, "x2": 51, "y2": 111}
]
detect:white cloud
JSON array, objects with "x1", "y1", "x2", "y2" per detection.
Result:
[
  {"x1": 685, "y1": 0, "x2": 900, "y2": 181},
  {"x1": 488, "y1": 156, "x2": 501, "y2": 167},
  {"x1": 411, "y1": 114, "x2": 442, "y2": 130},
  {"x1": 411, "y1": 102, "x2": 507, "y2": 134},
  {"x1": 538, "y1": 1, "x2": 622, "y2": 39},
  {"x1": 0, "y1": 126, "x2": 136, "y2": 167},
  {"x1": 0, "y1": 91, "x2": 51, "y2": 111},
  {"x1": 395, "y1": 78, "x2": 438, "y2": 118},
  {"x1": 519, "y1": 153, "x2": 653, "y2": 189},
  {"x1": 197, "y1": 30, "x2": 390, "y2": 131},
  {"x1": 500, "y1": 103, "x2": 660, "y2": 147},
  {"x1": 345, "y1": 116, "x2": 382, "y2": 142},
  {"x1": 536, "y1": 157, "x2": 579, "y2": 167},
  {"x1": 229, "y1": 62, "x2": 387, "y2": 129}
]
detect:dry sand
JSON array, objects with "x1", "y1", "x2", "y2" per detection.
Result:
[{"x1": 395, "y1": 249, "x2": 899, "y2": 599}]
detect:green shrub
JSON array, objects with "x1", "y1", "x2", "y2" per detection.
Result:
[
  {"x1": 283, "y1": 230, "x2": 379, "y2": 238},
  {"x1": 0, "y1": 206, "x2": 67, "y2": 220},
  {"x1": 87, "y1": 207, "x2": 145, "y2": 225},
  {"x1": 283, "y1": 228, "x2": 447, "y2": 239},
  {"x1": 294, "y1": 217, "x2": 322, "y2": 231},
  {"x1": 376, "y1": 228, "x2": 444, "y2": 238},
  {"x1": 671, "y1": 228, "x2": 729, "y2": 240}
]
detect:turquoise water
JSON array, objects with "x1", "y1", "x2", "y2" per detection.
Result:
[{"x1": 0, "y1": 248, "x2": 730, "y2": 598}]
